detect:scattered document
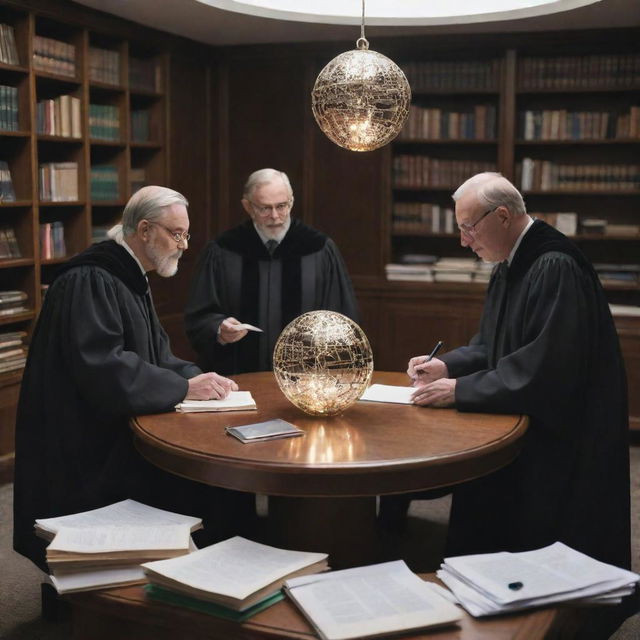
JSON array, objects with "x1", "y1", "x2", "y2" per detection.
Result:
[
  {"x1": 175, "y1": 391, "x2": 257, "y2": 412},
  {"x1": 359, "y1": 384, "x2": 415, "y2": 405},
  {"x1": 35, "y1": 499, "x2": 202, "y2": 541},
  {"x1": 49, "y1": 565, "x2": 146, "y2": 595},
  {"x1": 143, "y1": 536, "x2": 328, "y2": 612},
  {"x1": 438, "y1": 542, "x2": 640, "y2": 617},
  {"x1": 226, "y1": 419, "x2": 304, "y2": 443},
  {"x1": 235, "y1": 322, "x2": 263, "y2": 332},
  {"x1": 284, "y1": 560, "x2": 461, "y2": 640},
  {"x1": 36, "y1": 500, "x2": 202, "y2": 594}
]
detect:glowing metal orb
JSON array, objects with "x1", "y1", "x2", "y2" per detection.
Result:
[
  {"x1": 312, "y1": 46, "x2": 411, "y2": 152},
  {"x1": 273, "y1": 311, "x2": 374, "y2": 416}
]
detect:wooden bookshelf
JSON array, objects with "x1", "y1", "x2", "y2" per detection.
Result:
[{"x1": 0, "y1": 1, "x2": 170, "y2": 481}]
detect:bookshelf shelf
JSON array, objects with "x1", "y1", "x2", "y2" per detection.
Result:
[
  {"x1": 0, "y1": 200, "x2": 31, "y2": 208},
  {"x1": 39, "y1": 201, "x2": 86, "y2": 207},
  {"x1": 516, "y1": 86, "x2": 640, "y2": 95},
  {"x1": 34, "y1": 70, "x2": 81, "y2": 85},
  {"x1": 0, "y1": 131, "x2": 30, "y2": 139},
  {"x1": 523, "y1": 190, "x2": 640, "y2": 196},
  {"x1": 130, "y1": 141, "x2": 162, "y2": 149},
  {"x1": 516, "y1": 139, "x2": 640, "y2": 145},
  {"x1": 36, "y1": 134, "x2": 82, "y2": 144},
  {"x1": 129, "y1": 88, "x2": 163, "y2": 99},
  {"x1": 89, "y1": 140, "x2": 125, "y2": 148},
  {"x1": 395, "y1": 139, "x2": 499, "y2": 146},
  {"x1": 0, "y1": 62, "x2": 28, "y2": 75},
  {"x1": 90, "y1": 200, "x2": 125, "y2": 207},
  {"x1": 0, "y1": 310, "x2": 34, "y2": 325},
  {"x1": 89, "y1": 81, "x2": 126, "y2": 93},
  {"x1": 0, "y1": 258, "x2": 33, "y2": 268}
]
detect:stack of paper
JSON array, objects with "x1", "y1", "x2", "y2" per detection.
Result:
[
  {"x1": 175, "y1": 390, "x2": 257, "y2": 412},
  {"x1": 36, "y1": 500, "x2": 202, "y2": 594},
  {"x1": 284, "y1": 560, "x2": 461, "y2": 640},
  {"x1": 438, "y1": 542, "x2": 640, "y2": 617},
  {"x1": 142, "y1": 536, "x2": 328, "y2": 621}
]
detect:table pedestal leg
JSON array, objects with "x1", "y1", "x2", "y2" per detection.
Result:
[{"x1": 267, "y1": 496, "x2": 378, "y2": 569}]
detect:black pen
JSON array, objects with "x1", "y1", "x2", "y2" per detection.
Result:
[{"x1": 426, "y1": 340, "x2": 444, "y2": 362}]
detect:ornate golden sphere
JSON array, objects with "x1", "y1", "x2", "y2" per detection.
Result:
[
  {"x1": 311, "y1": 44, "x2": 411, "y2": 152},
  {"x1": 273, "y1": 311, "x2": 374, "y2": 416}
]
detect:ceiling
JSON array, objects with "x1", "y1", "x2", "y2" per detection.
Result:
[{"x1": 73, "y1": 0, "x2": 640, "y2": 47}]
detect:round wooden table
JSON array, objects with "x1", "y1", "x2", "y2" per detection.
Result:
[{"x1": 131, "y1": 371, "x2": 528, "y2": 566}]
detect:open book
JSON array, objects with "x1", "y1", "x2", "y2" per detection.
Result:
[
  {"x1": 46, "y1": 523, "x2": 193, "y2": 569},
  {"x1": 143, "y1": 536, "x2": 328, "y2": 612},
  {"x1": 35, "y1": 499, "x2": 202, "y2": 541},
  {"x1": 35, "y1": 500, "x2": 202, "y2": 594},
  {"x1": 175, "y1": 391, "x2": 257, "y2": 412},
  {"x1": 284, "y1": 560, "x2": 461, "y2": 640}
]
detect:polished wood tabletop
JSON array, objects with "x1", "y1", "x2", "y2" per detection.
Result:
[{"x1": 132, "y1": 371, "x2": 528, "y2": 498}]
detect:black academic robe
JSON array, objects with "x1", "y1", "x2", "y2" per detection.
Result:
[
  {"x1": 441, "y1": 220, "x2": 631, "y2": 570},
  {"x1": 13, "y1": 241, "x2": 244, "y2": 571},
  {"x1": 185, "y1": 218, "x2": 359, "y2": 375}
]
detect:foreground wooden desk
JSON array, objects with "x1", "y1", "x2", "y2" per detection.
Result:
[
  {"x1": 67, "y1": 576, "x2": 582, "y2": 640},
  {"x1": 131, "y1": 371, "x2": 528, "y2": 566}
]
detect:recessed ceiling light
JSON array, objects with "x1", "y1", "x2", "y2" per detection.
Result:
[{"x1": 195, "y1": 0, "x2": 602, "y2": 26}]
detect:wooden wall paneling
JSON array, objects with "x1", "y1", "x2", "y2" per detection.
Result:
[
  {"x1": 311, "y1": 132, "x2": 387, "y2": 279},
  {"x1": 615, "y1": 316, "x2": 640, "y2": 430},
  {"x1": 222, "y1": 54, "x2": 308, "y2": 229},
  {"x1": 376, "y1": 292, "x2": 484, "y2": 372}
]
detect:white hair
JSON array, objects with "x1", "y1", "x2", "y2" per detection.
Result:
[
  {"x1": 242, "y1": 168, "x2": 293, "y2": 200},
  {"x1": 115, "y1": 185, "x2": 189, "y2": 236},
  {"x1": 452, "y1": 172, "x2": 526, "y2": 216}
]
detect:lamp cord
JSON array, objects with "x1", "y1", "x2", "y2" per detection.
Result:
[{"x1": 357, "y1": 0, "x2": 369, "y2": 50}]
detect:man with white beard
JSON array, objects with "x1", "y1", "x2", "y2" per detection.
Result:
[{"x1": 13, "y1": 186, "x2": 256, "y2": 572}]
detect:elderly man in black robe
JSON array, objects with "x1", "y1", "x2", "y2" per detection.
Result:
[
  {"x1": 185, "y1": 168, "x2": 358, "y2": 375},
  {"x1": 13, "y1": 186, "x2": 254, "y2": 572},
  {"x1": 408, "y1": 172, "x2": 630, "y2": 571}
]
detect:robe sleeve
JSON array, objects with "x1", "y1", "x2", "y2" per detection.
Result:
[
  {"x1": 319, "y1": 239, "x2": 359, "y2": 323},
  {"x1": 440, "y1": 334, "x2": 488, "y2": 378},
  {"x1": 150, "y1": 300, "x2": 202, "y2": 378},
  {"x1": 58, "y1": 268, "x2": 190, "y2": 415},
  {"x1": 184, "y1": 242, "x2": 228, "y2": 368},
  {"x1": 454, "y1": 253, "x2": 592, "y2": 429}
]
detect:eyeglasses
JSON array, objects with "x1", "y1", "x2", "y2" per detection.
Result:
[
  {"x1": 148, "y1": 221, "x2": 190, "y2": 243},
  {"x1": 458, "y1": 206, "x2": 499, "y2": 237},
  {"x1": 248, "y1": 200, "x2": 292, "y2": 217}
]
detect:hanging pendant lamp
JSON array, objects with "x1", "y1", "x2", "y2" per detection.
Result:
[{"x1": 311, "y1": 0, "x2": 411, "y2": 152}]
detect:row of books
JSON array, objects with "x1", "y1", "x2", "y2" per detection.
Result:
[
  {"x1": 0, "y1": 290, "x2": 29, "y2": 318},
  {"x1": 399, "y1": 104, "x2": 497, "y2": 141},
  {"x1": 519, "y1": 158, "x2": 640, "y2": 192},
  {"x1": 594, "y1": 263, "x2": 640, "y2": 288},
  {"x1": 0, "y1": 225, "x2": 21, "y2": 258},
  {"x1": 386, "y1": 258, "x2": 494, "y2": 284},
  {"x1": 36, "y1": 94, "x2": 81, "y2": 138},
  {"x1": 89, "y1": 46, "x2": 120, "y2": 85},
  {"x1": 33, "y1": 34, "x2": 76, "y2": 78},
  {"x1": 40, "y1": 221, "x2": 66, "y2": 260},
  {"x1": 0, "y1": 23, "x2": 19, "y2": 65},
  {"x1": 393, "y1": 155, "x2": 497, "y2": 189},
  {"x1": 0, "y1": 160, "x2": 16, "y2": 201},
  {"x1": 518, "y1": 107, "x2": 640, "y2": 141},
  {"x1": 392, "y1": 202, "x2": 456, "y2": 235},
  {"x1": 91, "y1": 165, "x2": 119, "y2": 201},
  {"x1": 39, "y1": 162, "x2": 79, "y2": 202},
  {"x1": 0, "y1": 329, "x2": 27, "y2": 374},
  {"x1": 129, "y1": 56, "x2": 162, "y2": 93},
  {"x1": 130, "y1": 167, "x2": 147, "y2": 193},
  {"x1": 517, "y1": 54, "x2": 640, "y2": 90},
  {"x1": 89, "y1": 104, "x2": 120, "y2": 141},
  {"x1": 130, "y1": 108, "x2": 151, "y2": 142},
  {"x1": 0, "y1": 85, "x2": 19, "y2": 131},
  {"x1": 401, "y1": 59, "x2": 501, "y2": 92}
]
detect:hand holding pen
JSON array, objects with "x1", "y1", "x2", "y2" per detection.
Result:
[{"x1": 407, "y1": 340, "x2": 447, "y2": 387}]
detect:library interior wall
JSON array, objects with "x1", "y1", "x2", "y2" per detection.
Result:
[{"x1": 1, "y1": 1, "x2": 640, "y2": 484}]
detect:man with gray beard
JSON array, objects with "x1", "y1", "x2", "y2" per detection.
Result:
[{"x1": 13, "y1": 186, "x2": 256, "y2": 572}]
